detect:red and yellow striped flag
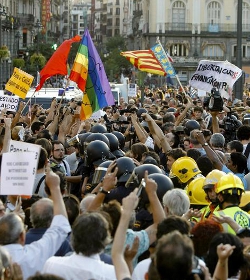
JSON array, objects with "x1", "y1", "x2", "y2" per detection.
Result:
[{"x1": 120, "y1": 50, "x2": 166, "y2": 76}]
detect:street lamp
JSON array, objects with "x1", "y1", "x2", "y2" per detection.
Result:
[{"x1": 34, "y1": 19, "x2": 43, "y2": 54}]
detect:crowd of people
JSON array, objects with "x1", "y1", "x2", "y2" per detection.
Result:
[{"x1": 0, "y1": 85, "x2": 250, "y2": 279}]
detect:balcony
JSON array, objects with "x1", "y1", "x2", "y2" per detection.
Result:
[
  {"x1": 17, "y1": 13, "x2": 34, "y2": 26},
  {"x1": 165, "y1": 23, "x2": 192, "y2": 32}
]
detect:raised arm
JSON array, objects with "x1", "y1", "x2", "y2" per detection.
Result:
[
  {"x1": 11, "y1": 101, "x2": 25, "y2": 129},
  {"x1": 175, "y1": 96, "x2": 193, "y2": 126},
  {"x1": 143, "y1": 113, "x2": 172, "y2": 153},
  {"x1": 1, "y1": 118, "x2": 12, "y2": 154},
  {"x1": 45, "y1": 165, "x2": 68, "y2": 217},
  {"x1": 130, "y1": 113, "x2": 148, "y2": 144},
  {"x1": 144, "y1": 171, "x2": 166, "y2": 244},
  {"x1": 212, "y1": 244, "x2": 235, "y2": 280},
  {"x1": 194, "y1": 131, "x2": 223, "y2": 170},
  {"x1": 87, "y1": 162, "x2": 118, "y2": 211},
  {"x1": 112, "y1": 188, "x2": 139, "y2": 280}
]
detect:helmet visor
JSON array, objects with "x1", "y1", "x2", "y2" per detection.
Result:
[
  {"x1": 125, "y1": 171, "x2": 140, "y2": 188},
  {"x1": 92, "y1": 167, "x2": 108, "y2": 186}
]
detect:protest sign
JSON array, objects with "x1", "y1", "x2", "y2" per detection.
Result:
[
  {"x1": 5, "y1": 68, "x2": 34, "y2": 99},
  {"x1": 8, "y1": 140, "x2": 41, "y2": 156},
  {"x1": 189, "y1": 60, "x2": 242, "y2": 93},
  {"x1": 0, "y1": 152, "x2": 38, "y2": 195},
  {"x1": 0, "y1": 95, "x2": 19, "y2": 112},
  {"x1": 128, "y1": 83, "x2": 137, "y2": 97},
  {"x1": 0, "y1": 140, "x2": 41, "y2": 195}
]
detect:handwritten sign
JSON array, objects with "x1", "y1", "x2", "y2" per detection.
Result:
[
  {"x1": 189, "y1": 60, "x2": 242, "y2": 93},
  {"x1": 0, "y1": 152, "x2": 39, "y2": 195},
  {"x1": 8, "y1": 140, "x2": 41, "y2": 155},
  {"x1": 5, "y1": 68, "x2": 34, "y2": 99},
  {"x1": 0, "y1": 95, "x2": 19, "y2": 112}
]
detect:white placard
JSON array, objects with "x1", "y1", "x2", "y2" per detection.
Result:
[
  {"x1": 0, "y1": 152, "x2": 38, "y2": 195},
  {"x1": 128, "y1": 83, "x2": 137, "y2": 97},
  {"x1": 189, "y1": 60, "x2": 242, "y2": 93},
  {"x1": 8, "y1": 139, "x2": 41, "y2": 156},
  {"x1": 0, "y1": 95, "x2": 19, "y2": 112},
  {"x1": 90, "y1": 110, "x2": 105, "y2": 120}
]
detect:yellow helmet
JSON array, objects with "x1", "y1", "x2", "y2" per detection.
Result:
[
  {"x1": 169, "y1": 156, "x2": 201, "y2": 183},
  {"x1": 215, "y1": 173, "x2": 245, "y2": 195},
  {"x1": 186, "y1": 176, "x2": 209, "y2": 205},
  {"x1": 240, "y1": 191, "x2": 250, "y2": 213},
  {"x1": 203, "y1": 170, "x2": 226, "y2": 191}
]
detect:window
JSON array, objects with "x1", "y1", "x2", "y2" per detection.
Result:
[
  {"x1": 207, "y1": 1, "x2": 221, "y2": 24},
  {"x1": 116, "y1": 0, "x2": 119, "y2": 4},
  {"x1": 203, "y1": 44, "x2": 223, "y2": 57},
  {"x1": 107, "y1": 19, "x2": 112, "y2": 26},
  {"x1": 116, "y1": 8, "x2": 120, "y2": 15},
  {"x1": 115, "y1": 29, "x2": 119, "y2": 35},
  {"x1": 170, "y1": 44, "x2": 188, "y2": 57},
  {"x1": 115, "y1": 18, "x2": 120, "y2": 26},
  {"x1": 232, "y1": 45, "x2": 249, "y2": 57},
  {"x1": 242, "y1": 2, "x2": 250, "y2": 31},
  {"x1": 80, "y1": 23, "x2": 84, "y2": 27},
  {"x1": 172, "y1": 1, "x2": 185, "y2": 29}
]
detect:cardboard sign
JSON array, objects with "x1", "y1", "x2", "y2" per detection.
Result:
[
  {"x1": 0, "y1": 152, "x2": 39, "y2": 195},
  {"x1": 189, "y1": 60, "x2": 242, "y2": 93},
  {"x1": 0, "y1": 95, "x2": 19, "y2": 112},
  {"x1": 5, "y1": 68, "x2": 34, "y2": 99}
]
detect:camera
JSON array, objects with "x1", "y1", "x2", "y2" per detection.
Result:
[
  {"x1": 187, "y1": 256, "x2": 204, "y2": 280},
  {"x1": 208, "y1": 88, "x2": 224, "y2": 112}
]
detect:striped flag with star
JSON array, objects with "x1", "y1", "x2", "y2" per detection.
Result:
[{"x1": 120, "y1": 50, "x2": 167, "y2": 76}]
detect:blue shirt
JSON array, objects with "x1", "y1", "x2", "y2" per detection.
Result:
[{"x1": 222, "y1": 165, "x2": 248, "y2": 190}]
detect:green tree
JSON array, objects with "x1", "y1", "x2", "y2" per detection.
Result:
[{"x1": 102, "y1": 36, "x2": 131, "y2": 82}]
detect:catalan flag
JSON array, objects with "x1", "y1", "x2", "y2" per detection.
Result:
[
  {"x1": 151, "y1": 43, "x2": 176, "y2": 77},
  {"x1": 120, "y1": 50, "x2": 166, "y2": 76},
  {"x1": 69, "y1": 29, "x2": 114, "y2": 120}
]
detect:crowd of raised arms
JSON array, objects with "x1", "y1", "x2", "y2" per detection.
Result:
[{"x1": 1, "y1": 84, "x2": 250, "y2": 280}]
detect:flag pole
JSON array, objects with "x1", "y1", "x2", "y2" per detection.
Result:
[
  {"x1": 156, "y1": 37, "x2": 187, "y2": 95},
  {"x1": 59, "y1": 77, "x2": 71, "y2": 106},
  {"x1": 20, "y1": 88, "x2": 36, "y2": 114}
]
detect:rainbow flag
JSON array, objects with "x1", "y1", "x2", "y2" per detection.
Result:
[
  {"x1": 69, "y1": 29, "x2": 114, "y2": 120},
  {"x1": 120, "y1": 50, "x2": 166, "y2": 76}
]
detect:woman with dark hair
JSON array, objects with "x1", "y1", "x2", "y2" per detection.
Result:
[
  {"x1": 130, "y1": 143, "x2": 149, "y2": 162},
  {"x1": 206, "y1": 232, "x2": 244, "y2": 278}
]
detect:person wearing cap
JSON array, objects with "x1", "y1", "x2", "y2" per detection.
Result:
[{"x1": 213, "y1": 173, "x2": 250, "y2": 234}]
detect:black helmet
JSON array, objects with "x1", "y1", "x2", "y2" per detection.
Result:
[
  {"x1": 112, "y1": 149, "x2": 125, "y2": 158},
  {"x1": 139, "y1": 173, "x2": 174, "y2": 208},
  {"x1": 85, "y1": 140, "x2": 110, "y2": 166},
  {"x1": 137, "y1": 108, "x2": 148, "y2": 118},
  {"x1": 115, "y1": 157, "x2": 136, "y2": 183},
  {"x1": 90, "y1": 124, "x2": 107, "y2": 133},
  {"x1": 243, "y1": 114, "x2": 250, "y2": 125},
  {"x1": 92, "y1": 160, "x2": 113, "y2": 186},
  {"x1": 125, "y1": 164, "x2": 163, "y2": 188},
  {"x1": 104, "y1": 133, "x2": 119, "y2": 152},
  {"x1": 184, "y1": 120, "x2": 200, "y2": 136},
  {"x1": 85, "y1": 133, "x2": 110, "y2": 147},
  {"x1": 112, "y1": 131, "x2": 125, "y2": 150},
  {"x1": 78, "y1": 132, "x2": 91, "y2": 156},
  {"x1": 166, "y1": 107, "x2": 177, "y2": 113}
]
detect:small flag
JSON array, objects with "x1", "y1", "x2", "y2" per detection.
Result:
[
  {"x1": 120, "y1": 50, "x2": 166, "y2": 76},
  {"x1": 151, "y1": 43, "x2": 176, "y2": 77},
  {"x1": 35, "y1": 35, "x2": 81, "y2": 91},
  {"x1": 69, "y1": 29, "x2": 115, "y2": 120}
]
